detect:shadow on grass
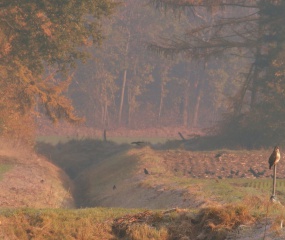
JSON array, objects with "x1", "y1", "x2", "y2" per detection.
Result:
[
  {"x1": 36, "y1": 139, "x2": 132, "y2": 207},
  {"x1": 36, "y1": 139, "x2": 131, "y2": 179}
]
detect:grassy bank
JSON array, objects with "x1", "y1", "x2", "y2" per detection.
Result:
[
  {"x1": 32, "y1": 138, "x2": 285, "y2": 238},
  {"x1": 0, "y1": 197, "x2": 284, "y2": 240}
]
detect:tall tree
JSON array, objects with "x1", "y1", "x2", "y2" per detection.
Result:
[
  {"x1": 0, "y1": 0, "x2": 116, "y2": 140},
  {"x1": 149, "y1": 0, "x2": 285, "y2": 145},
  {"x1": 71, "y1": 0, "x2": 192, "y2": 129},
  {"x1": 70, "y1": 0, "x2": 243, "y2": 130}
]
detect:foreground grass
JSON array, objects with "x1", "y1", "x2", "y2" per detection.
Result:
[
  {"x1": 0, "y1": 207, "x2": 142, "y2": 239},
  {"x1": 0, "y1": 198, "x2": 284, "y2": 240}
]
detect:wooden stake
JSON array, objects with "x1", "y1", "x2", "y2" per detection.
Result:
[
  {"x1": 271, "y1": 164, "x2": 277, "y2": 202},
  {"x1": 273, "y1": 164, "x2": 276, "y2": 196},
  {"x1": 103, "y1": 129, "x2": 107, "y2": 142}
]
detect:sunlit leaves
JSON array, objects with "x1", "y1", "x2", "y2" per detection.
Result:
[{"x1": 0, "y1": 0, "x2": 115, "y2": 140}]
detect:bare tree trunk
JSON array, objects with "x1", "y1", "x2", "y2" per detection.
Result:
[
  {"x1": 101, "y1": 105, "x2": 104, "y2": 125},
  {"x1": 118, "y1": 30, "x2": 131, "y2": 126},
  {"x1": 250, "y1": 76, "x2": 258, "y2": 110},
  {"x1": 235, "y1": 21, "x2": 262, "y2": 115},
  {"x1": 101, "y1": 102, "x2": 108, "y2": 127},
  {"x1": 127, "y1": 85, "x2": 132, "y2": 127},
  {"x1": 183, "y1": 81, "x2": 190, "y2": 127},
  {"x1": 119, "y1": 69, "x2": 127, "y2": 125},
  {"x1": 103, "y1": 129, "x2": 107, "y2": 141},
  {"x1": 250, "y1": 53, "x2": 263, "y2": 110},
  {"x1": 158, "y1": 78, "x2": 166, "y2": 124},
  {"x1": 158, "y1": 66, "x2": 171, "y2": 125},
  {"x1": 103, "y1": 101, "x2": 108, "y2": 127},
  {"x1": 192, "y1": 78, "x2": 204, "y2": 128},
  {"x1": 250, "y1": 19, "x2": 263, "y2": 111},
  {"x1": 234, "y1": 64, "x2": 254, "y2": 116},
  {"x1": 234, "y1": 61, "x2": 262, "y2": 116},
  {"x1": 192, "y1": 93, "x2": 201, "y2": 128}
]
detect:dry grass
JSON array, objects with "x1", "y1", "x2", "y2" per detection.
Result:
[
  {"x1": 36, "y1": 139, "x2": 285, "y2": 208},
  {"x1": 0, "y1": 138, "x2": 74, "y2": 208},
  {"x1": 0, "y1": 138, "x2": 35, "y2": 163},
  {"x1": 0, "y1": 208, "x2": 141, "y2": 240},
  {"x1": 32, "y1": 138, "x2": 285, "y2": 239},
  {"x1": 111, "y1": 200, "x2": 261, "y2": 240},
  {"x1": 197, "y1": 204, "x2": 254, "y2": 231},
  {"x1": 0, "y1": 200, "x2": 283, "y2": 240}
]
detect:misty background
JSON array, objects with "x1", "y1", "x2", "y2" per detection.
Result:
[{"x1": 61, "y1": 1, "x2": 247, "y2": 131}]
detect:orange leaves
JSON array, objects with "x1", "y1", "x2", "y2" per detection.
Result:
[{"x1": 36, "y1": 11, "x2": 53, "y2": 38}]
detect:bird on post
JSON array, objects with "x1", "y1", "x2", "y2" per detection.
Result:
[{"x1": 269, "y1": 146, "x2": 281, "y2": 170}]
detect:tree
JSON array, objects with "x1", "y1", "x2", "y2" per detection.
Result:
[
  {"x1": 71, "y1": 0, "x2": 192, "y2": 129},
  {"x1": 149, "y1": 0, "x2": 285, "y2": 146},
  {"x1": 69, "y1": 0, "x2": 243, "y2": 130},
  {"x1": 71, "y1": 59, "x2": 118, "y2": 128},
  {"x1": 0, "y1": 0, "x2": 116, "y2": 140}
]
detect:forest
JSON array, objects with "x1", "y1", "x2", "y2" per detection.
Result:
[
  {"x1": 70, "y1": 0, "x2": 247, "y2": 130},
  {"x1": 1, "y1": 0, "x2": 285, "y2": 147}
]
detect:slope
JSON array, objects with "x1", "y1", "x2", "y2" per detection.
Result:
[{"x1": 0, "y1": 139, "x2": 74, "y2": 208}]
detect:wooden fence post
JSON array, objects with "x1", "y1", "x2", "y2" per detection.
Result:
[{"x1": 271, "y1": 164, "x2": 277, "y2": 202}]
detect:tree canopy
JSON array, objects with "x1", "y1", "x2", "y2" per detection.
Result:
[
  {"x1": 0, "y1": 0, "x2": 116, "y2": 141},
  {"x1": 67, "y1": 0, "x2": 246, "y2": 135},
  {"x1": 148, "y1": 0, "x2": 285, "y2": 146}
]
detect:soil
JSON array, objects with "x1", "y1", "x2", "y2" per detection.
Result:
[{"x1": 157, "y1": 149, "x2": 282, "y2": 179}]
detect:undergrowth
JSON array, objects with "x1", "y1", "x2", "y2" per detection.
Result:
[{"x1": 0, "y1": 197, "x2": 274, "y2": 240}]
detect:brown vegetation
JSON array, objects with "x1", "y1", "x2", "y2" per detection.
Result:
[
  {"x1": 37, "y1": 139, "x2": 285, "y2": 209},
  {"x1": 1, "y1": 137, "x2": 285, "y2": 239},
  {"x1": 0, "y1": 139, "x2": 74, "y2": 208}
]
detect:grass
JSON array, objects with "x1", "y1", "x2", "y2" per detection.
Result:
[
  {"x1": 0, "y1": 164, "x2": 13, "y2": 180},
  {"x1": 81, "y1": 150, "x2": 139, "y2": 196},
  {"x1": 33, "y1": 138, "x2": 285, "y2": 238},
  {"x1": 1, "y1": 197, "x2": 281, "y2": 240},
  {"x1": 140, "y1": 173, "x2": 285, "y2": 208},
  {"x1": 0, "y1": 139, "x2": 75, "y2": 209},
  {"x1": 245, "y1": 178, "x2": 285, "y2": 190},
  {"x1": 0, "y1": 207, "x2": 142, "y2": 240}
]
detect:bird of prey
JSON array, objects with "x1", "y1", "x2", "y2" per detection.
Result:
[
  {"x1": 269, "y1": 146, "x2": 281, "y2": 170},
  {"x1": 144, "y1": 168, "x2": 149, "y2": 175}
]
